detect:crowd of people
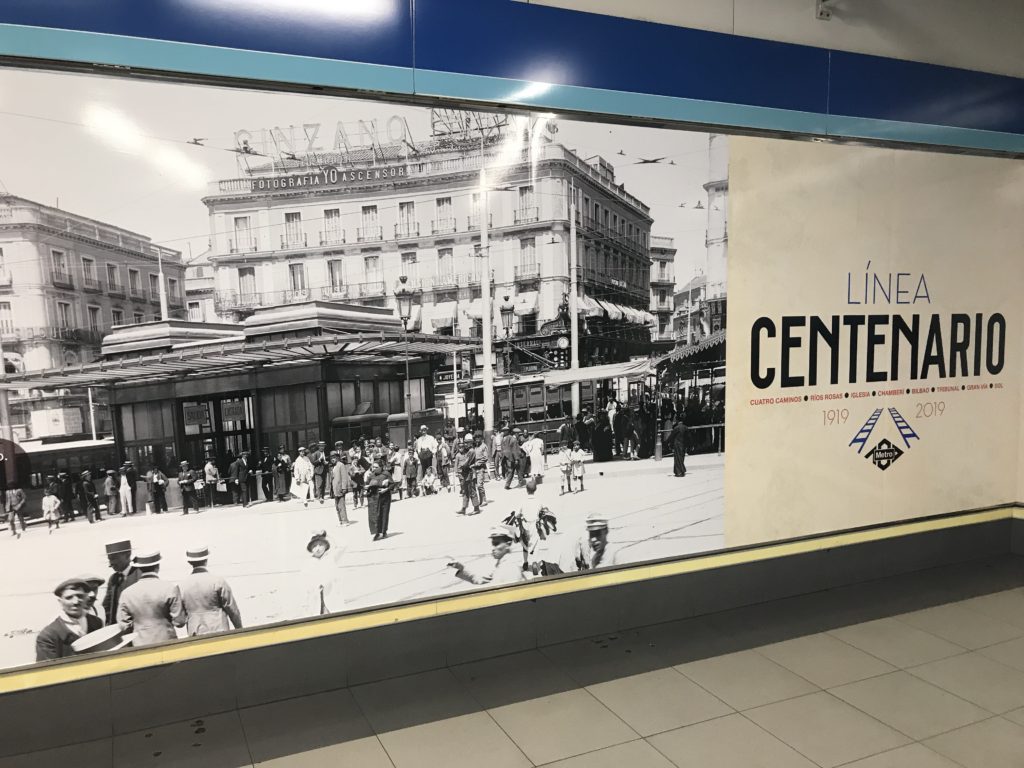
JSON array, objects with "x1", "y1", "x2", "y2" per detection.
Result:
[{"x1": 23, "y1": 397, "x2": 714, "y2": 664}]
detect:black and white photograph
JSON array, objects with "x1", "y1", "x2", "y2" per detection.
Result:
[{"x1": 0, "y1": 66, "x2": 728, "y2": 670}]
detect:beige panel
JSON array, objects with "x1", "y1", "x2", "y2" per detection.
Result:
[
  {"x1": 725, "y1": 137, "x2": 1024, "y2": 546},
  {"x1": 522, "y1": 0, "x2": 1024, "y2": 78}
]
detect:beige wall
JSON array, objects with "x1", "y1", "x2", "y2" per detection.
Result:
[
  {"x1": 520, "y1": 0, "x2": 1024, "y2": 78},
  {"x1": 724, "y1": 136, "x2": 1024, "y2": 545}
]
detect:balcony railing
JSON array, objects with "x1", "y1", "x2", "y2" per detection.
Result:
[
  {"x1": 107, "y1": 281, "x2": 125, "y2": 297},
  {"x1": 513, "y1": 207, "x2": 539, "y2": 224},
  {"x1": 514, "y1": 263, "x2": 541, "y2": 281},
  {"x1": 229, "y1": 237, "x2": 259, "y2": 254},
  {"x1": 168, "y1": 292, "x2": 184, "y2": 307},
  {"x1": 0, "y1": 326, "x2": 104, "y2": 346},
  {"x1": 430, "y1": 272, "x2": 458, "y2": 290},
  {"x1": 52, "y1": 271, "x2": 74, "y2": 289},
  {"x1": 319, "y1": 230, "x2": 346, "y2": 246},
  {"x1": 215, "y1": 282, "x2": 389, "y2": 312},
  {"x1": 319, "y1": 285, "x2": 352, "y2": 301},
  {"x1": 281, "y1": 232, "x2": 308, "y2": 249},
  {"x1": 432, "y1": 217, "x2": 457, "y2": 235},
  {"x1": 149, "y1": 288, "x2": 162, "y2": 303},
  {"x1": 82, "y1": 275, "x2": 102, "y2": 292},
  {"x1": 467, "y1": 213, "x2": 492, "y2": 230},
  {"x1": 357, "y1": 226, "x2": 383, "y2": 243},
  {"x1": 395, "y1": 222, "x2": 420, "y2": 239},
  {"x1": 129, "y1": 283, "x2": 145, "y2": 300},
  {"x1": 358, "y1": 281, "x2": 385, "y2": 298}
]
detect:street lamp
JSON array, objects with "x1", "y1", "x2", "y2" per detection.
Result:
[
  {"x1": 394, "y1": 275, "x2": 419, "y2": 443},
  {"x1": 499, "y1": 295, "x2": 515, "y2": 426}
]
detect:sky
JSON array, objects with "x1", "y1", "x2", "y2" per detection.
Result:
[{"x1": 0, "y1": 66, "x2": 719, "y2": 283}]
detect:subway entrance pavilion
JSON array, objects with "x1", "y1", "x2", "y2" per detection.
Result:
[{"x1": 1, "y1": 300, "x2": 478, "y2": 473}]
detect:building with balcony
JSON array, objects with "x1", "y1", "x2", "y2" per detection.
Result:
[
  {"x1": 0, "y1": 195, "x2": 184, "y2": 438},
  {"x1": 184, "y1": 248, "x2": 215, "y2": 323},
  {"x1": 649, "y1": 235, "x2": 676, "y2": 347},
  {"x1": 201, "y1": 124, "x2": 657, "y2": 378}
]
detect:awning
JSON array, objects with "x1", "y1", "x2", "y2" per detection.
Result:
[
  {"x1": 597, "y1": 300, "x2": 622, "y2": 320},
  {"x1": 578, "y1": 294, "x2": 603, "y2": 318},
  {"x1": 464, "y1": 298, "x2": 483, "y2": 319},
  {"x1": 542, "y1": 359, "x2": 652, "y2": 387},
  {"x1": 514, "y1": 291, "x2": 538, "y2": 316},
  {"x1": 406, "y1": 305, "x2": 422, "y2": 331},
  {"x1": 424, "y1": 300, "x2": 457, "y2": 330},
  {"x1": 642, "y1": 311, "x2": 657, "y2": 325},
  {"x1": 620, "y1": 306, "x2": 642, "y2": 323},
  {"x1": 0, "y1": 331, "x2": 481, "y2": 390}
]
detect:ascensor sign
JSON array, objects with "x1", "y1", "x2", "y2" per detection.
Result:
[{"x1": 250, "y1": 165, "x2": 408, "y2": 192}]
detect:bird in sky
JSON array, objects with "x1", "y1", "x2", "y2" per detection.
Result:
[
  {"x1": 634, "y1": 156, "x2": 667, "y2": 165},
  {"x1": 187, "y1": 138, "x2": 206, "y2": 146}
]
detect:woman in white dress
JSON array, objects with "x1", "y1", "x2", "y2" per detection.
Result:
[
  {"x1": 301, "y1": 530, "x2": 345, "y2": 617},
  {"x1": 525, "y1": 432, "x2": 546, "y2": 482}
]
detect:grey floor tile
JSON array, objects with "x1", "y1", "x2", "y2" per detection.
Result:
[
  {"x1": 586, "y1": 668, "x2": 733, "y2": 736},
  {"x1": 895, "y1": 603, "x2": 1024, "y2": 650},
  {"x1": 910, "y1": 652, "x2": 1024, "y2": 713},
  {"x1": 1004, "y1": 707, "x2": 1024, "y2": 727},
  {"x1": 745, "y1": 692, "x2": 910, "y2": 767},
  {"x1": 675, "y1": 649, "x2": 818, "y2": 710},
  {"x1": 374, "y1": 712, "x2": 530, "y2": 768},
  {"x1": 838, "y1": 743, "x2": 963, "y2": 768},
  {"x1": 830, "y1": 671, "x2": 991, "y2": 739},
  {"x1": 112, "y1": 711, "x2": 253, "y2": 768},
  {"x1": 538, "y1": 739, "x2": 675, "y2": 768},
  {"x1": 239, "y1": 689, "x2": 392, "y2": 767},
  {"x1": 351, "y1": 668, "x2": 528, "y2": 768},
  {"x1": 351, "y1": 668, "x2": 481, "y2": 733},
  {"x1": 0, "y1": 739, "x2": 112, "y2": 768},
  {"x1": 488, "y1": 688, "x2": 638, "y2": 765},
  {"x1": 757, "y1": 632, "x2": 896, "y2": 688},
  {"x1": 829, "y1": 618, "x2": 966, "y2": 668},
  {"x1": 978, "y1": 636, "x2": 1024, "y2": 673},
  {"x1": 647, "y1": 713, "x2": 817, "y2": 768},
  {"x1": 956, "y1": 589, "x2": 1024, "y2": 629},
  {"x1": 924, "y1": 716, "x2": 1024, "y2": 768},
  {"x1": 451, "y1": 650, "x2": 579, "y2": 709}
]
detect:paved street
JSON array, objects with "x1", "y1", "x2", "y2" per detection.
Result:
[{"x1": 0, "y1": 453, "x2": 723, "y2": 670}]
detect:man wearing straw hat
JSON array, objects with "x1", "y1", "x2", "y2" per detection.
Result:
[
  {"x1": 116, "y1": 550, "x2": 188, "y2": 647},
  {"x1": 579, "y1": 512, "x2": 622, "y2": 570},
  {"x1": 447, "y1": 524, "x2": 526, "y2": 586},
  {"x1": 36, "y1": 577, "x2": 104, "y2": 661},
  {"x1": 179, "y1": 545, "x2": 242, "y2": 636}
]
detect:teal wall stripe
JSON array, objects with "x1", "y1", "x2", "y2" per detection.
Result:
[
  {"x1": 0, "y1": 24, "x2": 415, "y2": 93},
  {"x1": 1, "y1": 23, "x2": 1022, "y2": 155}
]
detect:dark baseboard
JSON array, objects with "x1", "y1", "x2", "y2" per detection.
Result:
[{"x1": 0, "y1": 515, "x2": 1015, "y2": 757}]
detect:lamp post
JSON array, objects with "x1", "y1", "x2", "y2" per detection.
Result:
[
  {"x1": 499, "y1": 295, "x2": 515, "y2": 426},
  {"x1": 393, "y1": 275, "x2": 419, "y2": 443}
]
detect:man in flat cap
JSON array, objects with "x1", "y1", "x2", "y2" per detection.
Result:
[
  {"x1": 579, "y1": 512, "x2": 622, "y2": 570},
  {"x1": 36, "y1": 578, "x2": 104, "y2": 661},
  {"x1": 102, "y1": 469, "x2": 120, "y2": 518},
  {"x1": 330, "y1": 451, "x2": 352, "y2": 525},
  {"x1": 101, "y1": 539, "x2": 140, "y2": 625},
  {"x1": 447, "y1": 525, "x2": 526, "y2": 586},
  {"x1": 179, "y1": 545, "x2": 242, "y2": 636},
  {"x1": 117, "y1": 550, "x2": 187, "y2": 647}
]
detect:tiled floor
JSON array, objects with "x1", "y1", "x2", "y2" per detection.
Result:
[{"x1": 6, "y1": 557, "x2": 1024, "y2": 767}]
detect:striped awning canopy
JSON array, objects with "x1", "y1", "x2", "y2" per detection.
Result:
[{"x1": 0, "y1": 331, "x2": 479, "y2": 391}]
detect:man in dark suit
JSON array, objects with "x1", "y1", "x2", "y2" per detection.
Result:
[
  {"x1": 101, "y1": 539, "x2": 140, "y2": 625},
  {"x1": 502, "y1": 428, "x2": 525, "y2": 489},
  {"x1": 228, "y1": 451, "x2": 250, "y2": 507},
  {"x1": 36, "y1": 577, "x2": 104, "y2": 661},
  {"x1": 311, "y1": 440, "x2": 328, "y2": 503},
  {"x1": 257, "y1": 446, "x2": 275, "y2": 503}
]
